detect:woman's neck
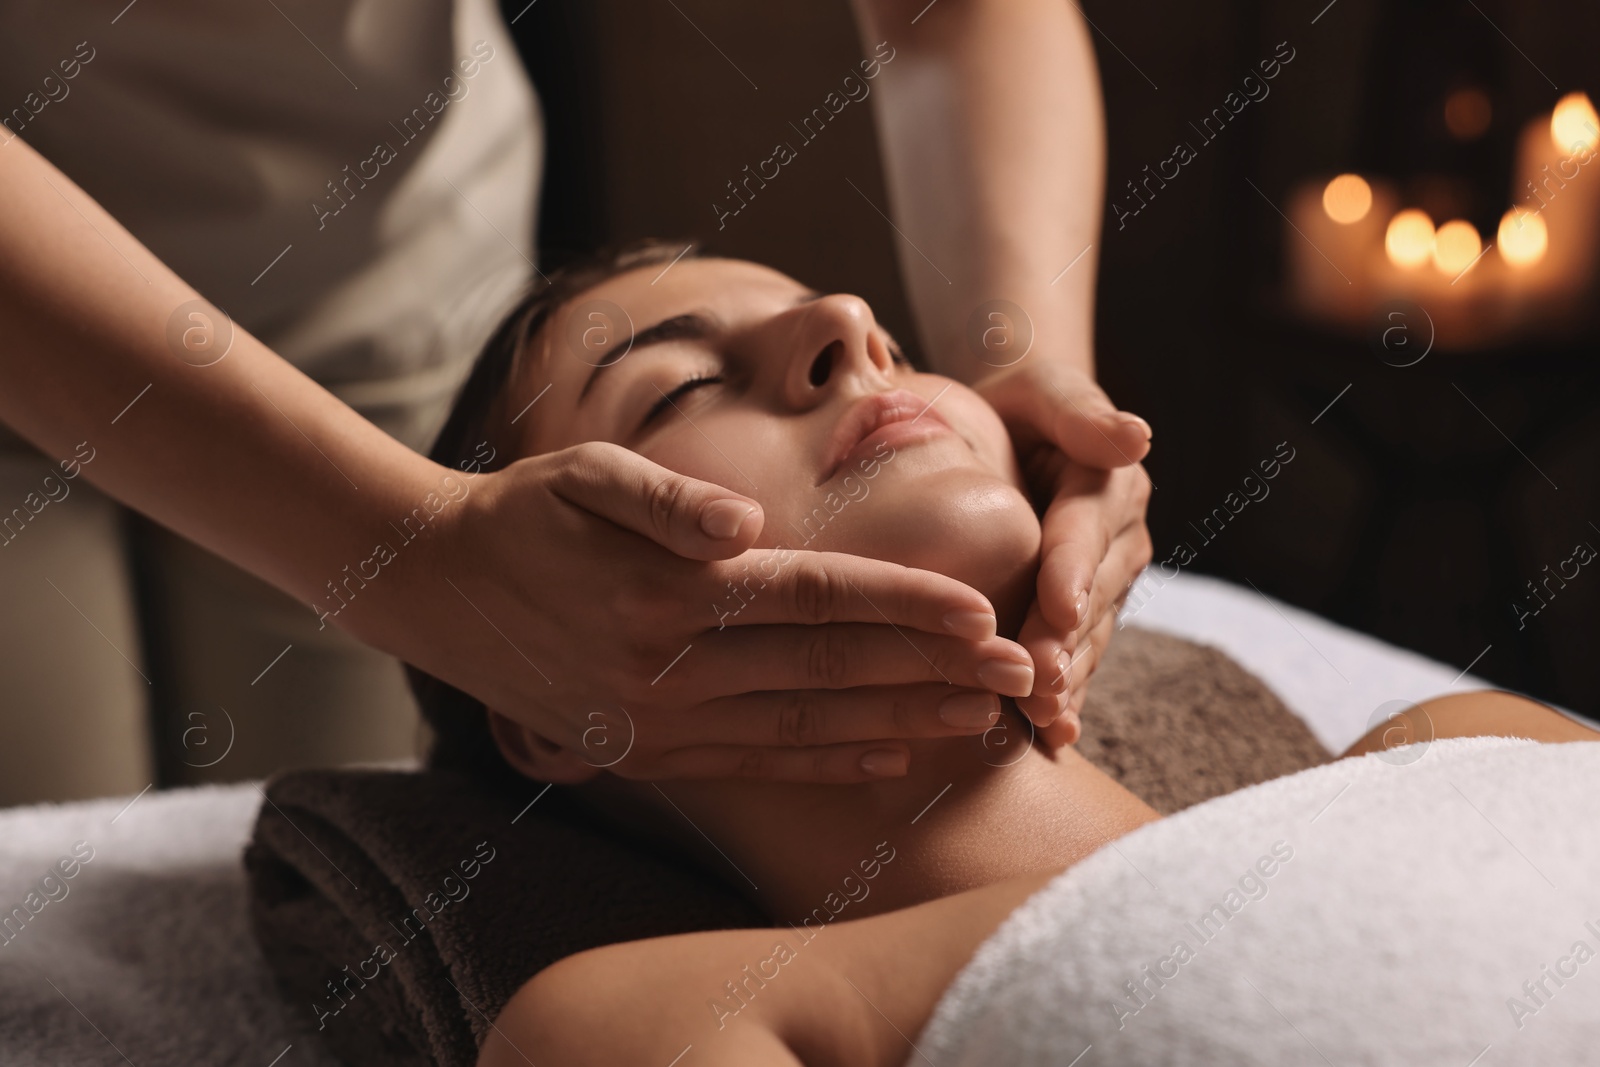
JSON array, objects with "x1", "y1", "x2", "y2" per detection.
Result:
[{"x1": 619, "y1": 715, "x2": 1161, "y2": 924}]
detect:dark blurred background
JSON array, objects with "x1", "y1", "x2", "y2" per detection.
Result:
[{"x1": 503, "y1": 0, "x2": 1600, "y2": 716}]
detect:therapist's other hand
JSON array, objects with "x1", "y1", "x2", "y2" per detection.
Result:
[
  {"x1": 385, "y1": 442, "x2": 1032, "y2": 783},
  {"x1": 972, "y1": 363, "x2": 1153, "y2": 745}
]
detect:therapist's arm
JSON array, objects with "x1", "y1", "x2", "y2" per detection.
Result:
[
  {"x1": 0, "y1": 136, "x2": 1032, "y2": 782},
  {"x1": 851, "y1": 0, "x2": 1153, "y2": 738}
]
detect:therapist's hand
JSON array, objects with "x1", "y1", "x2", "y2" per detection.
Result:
[
  {"x1": 971, "y1": 362, "x2": 1153, "y2": 745},
  {"x1": 382, "y1": 442, "x2": 1034, "y2": 783}
]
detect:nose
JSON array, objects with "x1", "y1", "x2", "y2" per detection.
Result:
[{"x1": 780, "y1": 294, "x2": 895, "y2": 411}]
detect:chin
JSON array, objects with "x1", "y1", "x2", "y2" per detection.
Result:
[{"x1": 845, "y1": 467, "x2": 1042, "y2": 636}]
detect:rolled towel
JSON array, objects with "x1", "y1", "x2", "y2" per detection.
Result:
[
  {"x1": 245, "y1": 627, "x2": 1329, "y2": 1066},
  {"x1": 245, "y1": 770, "x2": 760, "y2": 1067},
  {"x1": 1074, "y1": 627, "x2": 1332, "y2": 815}
]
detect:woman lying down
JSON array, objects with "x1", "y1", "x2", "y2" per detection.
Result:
[{"x1": 413, "y1": 244, "x2": 1600, "y2": 1066}]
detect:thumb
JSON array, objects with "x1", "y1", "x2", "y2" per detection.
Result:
[
  {"x1": 548, "y1": 441, "x2": 764, "y2": 561},
  {"x1": 1012, "y1": 372, "x2": 1152, "y2": 470}
]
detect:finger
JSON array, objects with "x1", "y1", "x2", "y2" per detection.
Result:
[
  {"x1": 1072, "y1": 612, "x2": 1112, "y2": 690},
  {"x1": 630, "y1": 741, "x2": 912, "y2": 783},
  {"x1": 1014, "y1": 599, "x2": 1070, "y2": 728},
  {"x1": 1038, "y1": 605, "x2": 1120, "y2": 747},
  {"x1": 1065, "y1": 611, "x2": 1118, "y2": 721},
  {"x1": 1068, "y1": 679, "x2": 1090, "y2": 718},
  {"x1": 1034, "y1": 647, "x2": 1094, "y2": 749},
  {"x1": 667, "y1": 684, "x2": 1002, "y2": 748},
  {"x1": 546, "y1": 440, "x2": 765, "y2": 561},
  {"x1": 1035, "y1": 467, "x2": 1118, "y2": 632},
  {"x1": 1072, "y1": 515, "x2": 1154, "y2": 645},
  {"x1": 1012, "y1": 371, "x2": 1153, "y2": 470},
  {"x1": 1036, "y1": 705, "x2": 1079, "y2": 749},
  {"x1": 676, "y1": 625, "x2": 1036, "y2": 699},
  {"x1": 710, "y1": 549, "x2": 998, "y2": 640}
]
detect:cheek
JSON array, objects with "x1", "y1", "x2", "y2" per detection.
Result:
[
  {"x1": 813, "y1": 466, "x2": 1041, "y2": 631},
  {"x1": 929, "y1": 382, "x2": 1022, "y2": 486},
  {"x1": 639, "y1": 413, "x2": 804, "y2": 523}
]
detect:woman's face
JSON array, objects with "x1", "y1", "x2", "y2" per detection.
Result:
[{"x1": 508, "y1": 257, "x2": 1042, "y2": 628}]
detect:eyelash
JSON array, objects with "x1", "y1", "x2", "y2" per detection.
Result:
[
  {"x1": 641, "y1": 340, "x2": 905, "y2": 427},
  {"x1": 644, "y1": 373, "x2": 723, "y2": 426}
]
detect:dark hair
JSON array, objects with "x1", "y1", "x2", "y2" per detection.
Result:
[{"x1": 405, "y1": 240, "x2": 696, "y2": 787}]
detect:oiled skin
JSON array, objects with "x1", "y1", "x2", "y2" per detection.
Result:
[{"x1": 482, "y1": 691, "x2": 1597, "y2": 1067}]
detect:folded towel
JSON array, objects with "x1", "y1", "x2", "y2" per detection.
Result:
[
  {"x1": 1076, "y1": 626, "x2": 1331, "y2": 814},
  {"x1": 245, "y1": 769, "x2": 760, "y2": 1067},
  {"x1": 246, "y1": 627, "x2": 1329, "y2": 1066},
  {"x1": 913, "y1": 737, "x2": 1600, "y2": 1067}
]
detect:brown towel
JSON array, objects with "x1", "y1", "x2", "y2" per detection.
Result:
[
  {"x1": 1078, "y1": 627, "x2": 1333, "y2": 814},
  {"x1": 245, "y1": 627, "x2": 1329, "y2": 1067}
]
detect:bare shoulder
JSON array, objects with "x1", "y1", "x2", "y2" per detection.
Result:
[
  {"x1": 477, "y1": 928, "x2": 804, "y2": 1067},
  {"x1": 477, "y1": 870, "x2": 1062, "y2": 1067},
  {"x1": 1343, "y1": 689, "x2": 1600, "y2": 758}
]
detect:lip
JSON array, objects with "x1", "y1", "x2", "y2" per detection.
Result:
[{"x1": 817, "y1": 389, "x2": 955, "y2": 485}]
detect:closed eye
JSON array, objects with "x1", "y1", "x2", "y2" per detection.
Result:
[{"x1": 645, "y1": 374, "x2": 723, "y2": 426}]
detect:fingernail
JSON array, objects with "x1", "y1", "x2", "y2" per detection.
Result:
[
  {"x1": 939, "y1": 691, "x2": 1001, "y2": 728},
  {"x1": 1118, "y1": 413, "x2": 1153, "y2": 440},
  {"x1": 701, "y1": 500, "x2": 754, "y2": 539},
  {"x1": 977, "y1": 659, "x2": 1035, "y2": 698},
  {"x1": 1073, "y1": 590, "x2": 1088, "y2": 625},
  {"x1": 1047, "y1": 649, "x2": 1069, "y2": 693},
  {"x1": 943, "y1": 609, "x2": 997, "y2": 641},
  {"x1": 1063, "y1": 709, "x2": 1082, "y2": 742},
  {"x1": 860, "y1": 749, "x2": 909, "y2": 777}
]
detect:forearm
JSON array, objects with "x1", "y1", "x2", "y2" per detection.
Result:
[
  {"x1": 0, "y1": 137, "x2": 440, "y2": 620},
  {"x1": 852, "y1": 0, "x2": 1105, "y2": 383}
]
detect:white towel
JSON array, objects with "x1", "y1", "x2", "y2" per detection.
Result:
[
  {"x1": 1122, "y1": 571, "x2": 1498, "y2": 752},
  {"x1": 915, "y1": 738, "x2": 1600, "y2": 1067},
  {"x1": 0, "y1": 782, "x2": 339, "y2": 1066}
]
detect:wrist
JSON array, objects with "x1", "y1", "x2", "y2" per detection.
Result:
[
  {"x1": 297, "y1": 445, "x2": 463, "y2": 648},
  {"x1": 927, "y1": 287, "x2": 1095, "y2": 386}
]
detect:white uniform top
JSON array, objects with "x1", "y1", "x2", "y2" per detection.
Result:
[{"x1": 0, "y1": 0, "x2": 542, "y2": 449}]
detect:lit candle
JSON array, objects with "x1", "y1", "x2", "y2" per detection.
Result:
[
  {"x1": 1433, "y1": 219, "x2": 1483, "y2": 277},
  {"x1": 1286, "y1": 174, "x2": 1395, "y2": 320},
  {"x1": 1551, "y1": 92, "x2": 1600, "y2": 155},
  {"x1": 1496, "y1": 206, "x2": 1551, "y2": 329},
  {"x1": 1498, "y1": 207, "x2": 1548, "y2": 268},
  {"x1": 1377, "y1": 209, "x2": 1486, "y2": 348},
  {"x1": 1385, "y1": 209, "x2": 1435, "y2": 269},
  {"x1": 1510, "y1": 92, "x2": 1600, "y2": 299},
  {"x1": 1323, "y1": 173, "x2": 1373, "y2": 224}
]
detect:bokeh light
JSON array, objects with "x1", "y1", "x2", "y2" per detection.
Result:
[
  {"x1": 1432, "y1": 219, "x2": 1483, "y2": 276},
  {"x1": 1322, "y1": 174, "x2": 1373, "y2": 224},
  {"x1": 1550, "y1": 92, "x2": 1600, "y2": 155},
  {"x1": 1385, "y1": 209, "x2": 1435, "y2": 268},
  {"x1": 1497, "y1": 208, "x2": 1548, "y2": 268}
]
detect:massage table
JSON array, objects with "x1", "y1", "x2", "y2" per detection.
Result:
[{"x1": 0, "y1": 572, "x2": 1504, "y2": 1064}]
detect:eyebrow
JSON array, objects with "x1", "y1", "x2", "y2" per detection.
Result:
[
  {"x1": 577, "y1": 290, "x2": 826, "y2": 401},
  {"x1": 579, "y1": 313, "x2": 709, "y2": 401}
]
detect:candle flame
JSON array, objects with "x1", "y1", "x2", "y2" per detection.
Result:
[
  {"x1": 1550, "y1": 92, "x2": 1600, "y2": 155},
  {"x1": 1385, "y1": 209, "x2": 1435, "y2": 269},
  {"x1": 1497, "y1": 208, "x2": 1548, "y2": 268},
  {"x1": 1322, "y1": 174, "x2": 1373, "y2": 224},
  {"x1": 1432, "y1": 220, "x2": 1482, "y2": 276}
]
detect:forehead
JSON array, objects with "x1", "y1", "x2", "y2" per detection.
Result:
[
  {"x1": 521, "y1": 257, "x2": 807, "y2": 449},
  {"x1": 554, "y1": 257, "x2": 804, "y2": 353}
]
